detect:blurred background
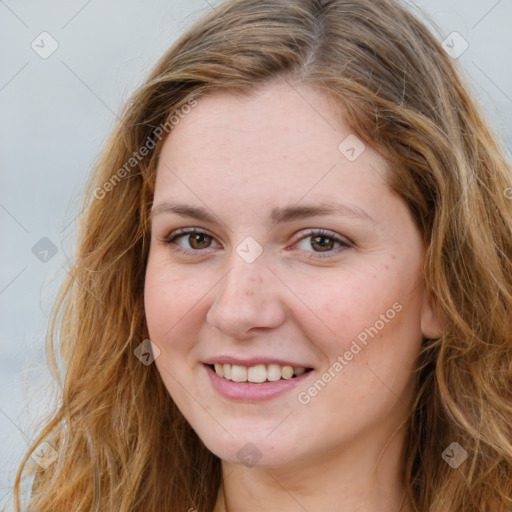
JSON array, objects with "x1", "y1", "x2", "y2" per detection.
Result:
[{"x1": 1, "y1": 0, "x2": 511, "y2": 508}]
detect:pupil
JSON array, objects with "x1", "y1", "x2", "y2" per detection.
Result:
[
  {"x1": 192, "y1": 234, "x2": 208, "y2": 248},
  {"x1": 313, "y1": 235, "x2": 332, "y2": 251}
]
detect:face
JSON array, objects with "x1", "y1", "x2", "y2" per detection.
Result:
[{"x1": 144, "y1": 78, "x2": 442, "y2": 469}]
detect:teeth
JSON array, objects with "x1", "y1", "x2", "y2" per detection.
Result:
[
  {"x1": 247, "y1": 364, "x2": 267, "y2": 383},
  {"x1": 214, "y1": 364, "x2": 224, "y2": 377},
  {"x1": 281, "y1": 366, "x2": 294, "y2": 379},
  {"x1": 267, "y1": 364, "x2": 282, "y2": 381},
  {"x1": 211, "y1": 363, "x2": 309, "y2": 383},
  {"x1": 230, "y1": 365, "x2": 247, "y2": 382}
]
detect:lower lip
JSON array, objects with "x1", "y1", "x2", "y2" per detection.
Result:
[{"x1": 204, "y1": 364, "x2": 313, "y2": 402}]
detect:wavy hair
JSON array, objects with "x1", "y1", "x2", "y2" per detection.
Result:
[{"x1": 12, "y1": 0, "x2": 512, "y2": 510}]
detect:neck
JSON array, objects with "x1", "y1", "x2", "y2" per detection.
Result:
[{"x1": 213, "y1": 423, "x2": 413, "y2": 512}]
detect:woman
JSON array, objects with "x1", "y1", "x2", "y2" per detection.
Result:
[{"x1": 13, "y1": 0, "x2": 512, "y2": 510}]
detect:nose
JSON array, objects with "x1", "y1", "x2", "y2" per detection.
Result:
[{"x1": 206, "y1": 250, "x2": 286, "y2": 339}]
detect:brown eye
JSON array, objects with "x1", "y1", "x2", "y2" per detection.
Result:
[
  {"x1": 294, "y1": 229, "x2": 351, "y2": 259},
  {"x1": 188, "y1": 232, "x2": 212, "y2": 249},
  {"x1": 164, "y1": 228, "x2": 219, "y2": 253},
  {"x1": 310, "y1": 234, "x2": 336, "y2": 252}
]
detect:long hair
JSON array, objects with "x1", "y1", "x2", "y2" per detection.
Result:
[{"x1": 12, "y1": 0, "x2": 512, "y2": 510}]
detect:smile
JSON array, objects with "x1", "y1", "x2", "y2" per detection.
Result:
[
  {"x1": 210, "y1": 363, "x2": 312, "y2": 383},
  {"x1": 203, "y1": 362, "x2": 315, "y2": 402}
]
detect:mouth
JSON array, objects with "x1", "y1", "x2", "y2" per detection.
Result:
[{"x1": 206, "y1": 363, "x2": 314, "y2": 384}]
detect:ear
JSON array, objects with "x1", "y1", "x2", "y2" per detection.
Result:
[{"x1": 420, "y1": 288, "x2": 445, "y2": 339}]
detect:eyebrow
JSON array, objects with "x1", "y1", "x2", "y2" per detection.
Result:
[{"x1": 150, "y1": 201, "x2": 377, "y2": 226}]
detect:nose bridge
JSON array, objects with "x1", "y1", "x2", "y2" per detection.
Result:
[
  {"x1": 218, "y1": 234, "x2": 271, "y2": 297},
  {"x1": 206, "y1": 244, "x2": 285, "y2": 336}
]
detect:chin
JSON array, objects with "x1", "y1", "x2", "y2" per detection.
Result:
[{"x1": 197, "y1": 428, "x2": 301, "y2": 468}]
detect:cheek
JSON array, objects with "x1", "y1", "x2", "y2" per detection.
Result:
[
  {"x1": 289, "y1": 263, "x2": 407, "y2": 346},
  {"x1": 143, "y1": 256, "x2": 202, "y2": 348},
  {"x1": 290, "y1": 260, "x2": 424, "y2": 400},
  {"x1": 293, "y1": 278, "x2": 422, "y2": 426},
  {"x1": 144, "y1": 258, "x2": 203, "y2": 405}
]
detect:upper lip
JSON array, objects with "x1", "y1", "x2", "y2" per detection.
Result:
[{"x1": 204, "y1": 355, "x2": 313, "y2": 368}]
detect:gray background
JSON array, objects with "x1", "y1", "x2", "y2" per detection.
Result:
[{"x1": 1, "y1": 0, "x2": 511, "y2": 508}]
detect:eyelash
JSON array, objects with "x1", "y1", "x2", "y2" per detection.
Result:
[{"x1": 163, "y1": 228, "x2": 352, "y2": 259}]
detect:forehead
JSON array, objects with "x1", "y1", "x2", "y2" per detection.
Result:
[
  {"x1": 152, "y1": 80, "x2": 394, "y2": 227},
  {"x1": 158, "y1": 81, "x2": 386, "y2": 178},
  {"x1": 162, "y1": 81, "x2": 344, "y2": 159}
]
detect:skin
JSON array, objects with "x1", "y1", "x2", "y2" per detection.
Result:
[{"x1": 144, "y1": 77, "x2": 443, "y2": 512}]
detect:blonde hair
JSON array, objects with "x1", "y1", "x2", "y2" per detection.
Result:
[{"x1": 12, "y1": 0, "x2": 512, "y2": 510}]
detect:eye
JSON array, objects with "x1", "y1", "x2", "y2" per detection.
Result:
[
  {"x1": 164, "y1": 228, "x2": 219, "y2": 254},
  {"x1": 163, "y1": 227, "x2": 351, "y2": 259},
  {"x1": 293, "y1": 229, "x2": 351, "y2": 258}
]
